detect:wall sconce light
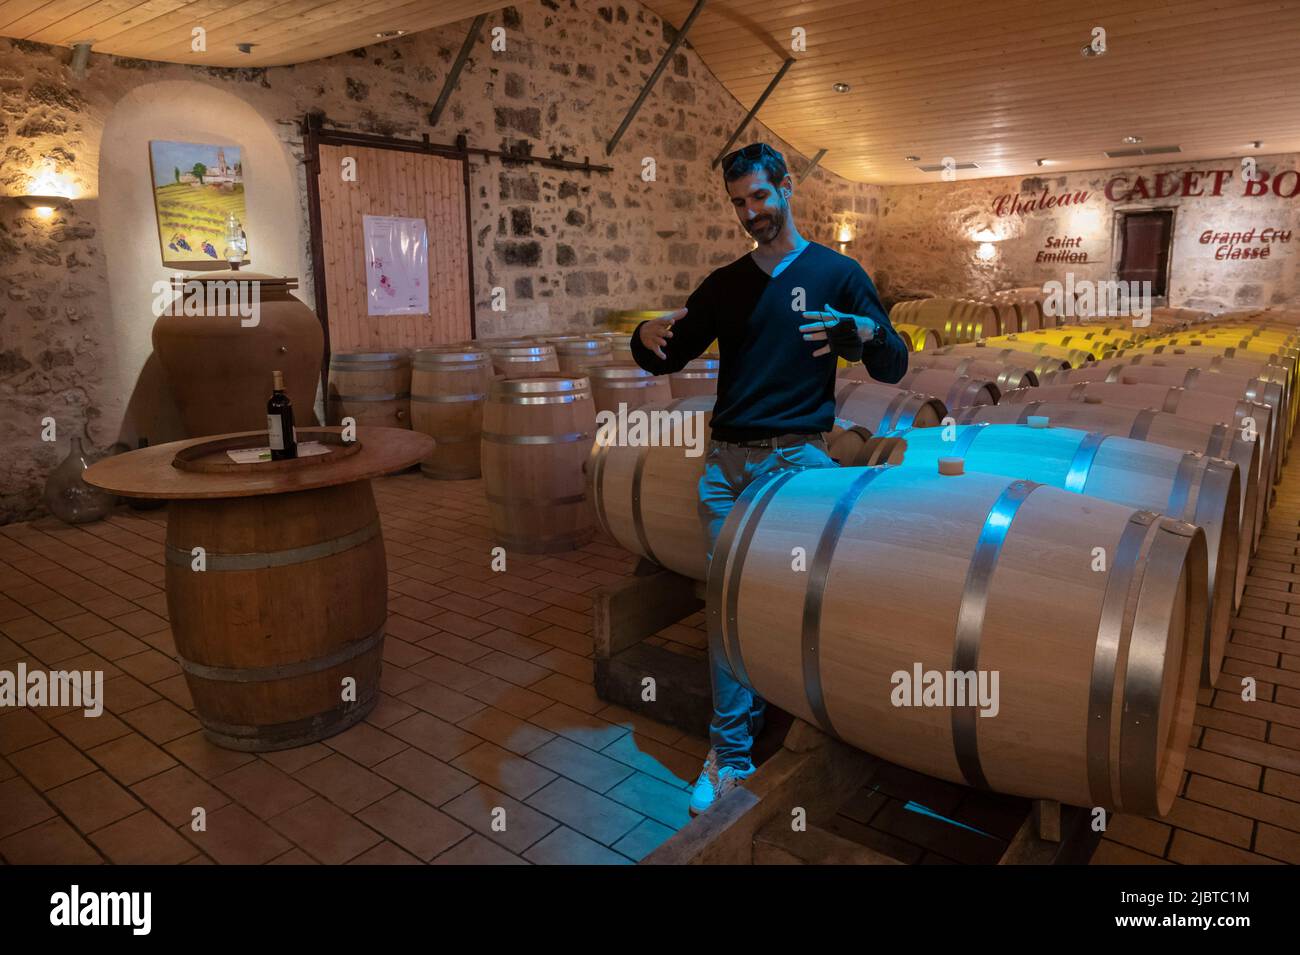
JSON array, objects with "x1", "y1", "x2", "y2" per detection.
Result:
[
  {"x1": 14, "y1": 160, "x2": 75, "y2": 218},
  {"x1": 15, "y1": 195, "x2": 73, "y2": 218},
  {"x1": 971, "y1": 226, "x2": 999, "y2": 261}
]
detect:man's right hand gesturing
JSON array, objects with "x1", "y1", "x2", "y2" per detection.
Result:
[{"x1": 638, "y1": 307, "x2": 688, "y2": 359}]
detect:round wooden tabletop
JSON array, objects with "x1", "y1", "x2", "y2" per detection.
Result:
[{"x1": 84, "y1": 427, "x2": 434, "y2": 499}]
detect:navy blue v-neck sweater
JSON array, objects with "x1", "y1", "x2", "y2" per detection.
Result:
[{"x1": 628, "y1": 241, "x2": 908, "y2": 441}]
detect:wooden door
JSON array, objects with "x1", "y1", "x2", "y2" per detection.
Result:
[
  {"x1": 316, "y1": 143, "x2": 474, "y2": 352},
  {"x1": 1117, "y1": 210, "x2": 1173, "y2": 298}
]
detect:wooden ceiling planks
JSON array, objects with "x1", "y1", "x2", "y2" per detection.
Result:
[
  {"x1": 640, "y1": 0, "x2": 1300, "y2": 183},
  {"x1": 0, "y1": 0, "x2": 504, "y2": 66},
  {"x1": 4, "y1": 0, "x2": 1299, "y2": 182}
]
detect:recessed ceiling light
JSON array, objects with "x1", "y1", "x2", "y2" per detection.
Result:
[
  {"x1": 1122, "y1": 135, "x2": 1142, "y2": 144},
  {"x1": 904, "y1": 155, "x2": 920, "y2": 162},
  {"x1": 375, "y1": 29, "x2": 407, "y2": 39},
  {"x1": 832, "y1": 83, "x2": 850, "y2": 93}
]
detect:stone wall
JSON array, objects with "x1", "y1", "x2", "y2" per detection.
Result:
[
  {"x1": 875, "y1": 155, "x2": 1300, "y2": 308},
  {"x1": 0, "y1": 0, "x2": 881, "y2": 523}
]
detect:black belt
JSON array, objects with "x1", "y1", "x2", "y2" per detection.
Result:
[{"x1": 711, "y1": 433, "x2": 826, "y2": 450}]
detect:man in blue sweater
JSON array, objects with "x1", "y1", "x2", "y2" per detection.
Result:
[{"x1": 628, "y1": 142, "x2": 907, "y2": 814}]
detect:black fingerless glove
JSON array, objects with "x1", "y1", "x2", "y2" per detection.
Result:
[{"x1": 826, "y1": 316, "x2": 865, "y2": 362}]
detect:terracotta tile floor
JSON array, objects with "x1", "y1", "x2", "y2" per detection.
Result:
[
  {"x1": 1094, "y1": 446, "x2": 1300, "y2": 865},
  {"x1": 0, "y1": 474, "x2": 702, "y2": 865},
  {"x1": 3, "y1": 444, "x2": 1299, "y2": 865}
]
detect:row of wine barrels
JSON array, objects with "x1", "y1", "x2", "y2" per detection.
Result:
[
  {"x1": 327, "y1": 350, "x2": 411, "y2": 428},
  {"x1": 895, "y1": 367, "x2": 1000, "y2": 409},
  {"x1": 838, "y1": 421, "x2": 1241, "y2": 684},
  {"x1": 954, "y1": 400, "x2": 1260, "y2": 562},
  {"x1": 999, "y1": 380, "x2": 1276, "y2": 524},
  {"x1": 889, "y1": 298, "x2": 1005, "y2": 344},
  {"x1": 907, "y1": 355, "x2": 1038, "y2": 391},
  {"x1": 482, "y1": 374, "x2": 597, "y2": 553},
  {"x1": 981, "y1": 332, "x2": 1115, "y2": 362},
  {"x1": 165, "y1": 479, "x2": 387, "y2": 750},
  {"x1": 894, "y1": 322, "x2": 944, "y2": 351},
  {"x1": 709, "y1": 461, "x2": 1205, "y2": 814},
  {"x1": 926, "y1": 345, "x2": 1065, "y2": 380},
  {"x1": 942, "y1": 338, "x2": 1094, "y2": 368}
]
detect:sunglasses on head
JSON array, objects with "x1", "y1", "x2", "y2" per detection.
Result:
[{"x1": 721, "y1": 143, "x2": 777, "y2": 168}]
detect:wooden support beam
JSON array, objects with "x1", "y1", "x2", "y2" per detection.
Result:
[
  {"x1": 711, "y1": 57, "x2": 796, "y2": 168},
  {"x1": 796, "y1": 148, "x2": 828, "y2": 184},
  {"x1": 428, "y1": 13, "x2": 488, "y2": 127},
  {"x1": 605, "y1": 0, "x2": 708, "y2": 156},
  {"x1": 643, "y1": 719, "x2": 877, "y2": 865}
]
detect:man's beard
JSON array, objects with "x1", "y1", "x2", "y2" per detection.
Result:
[{"x1": 746, "y1": 206, "x2": 786, "y2": 244}]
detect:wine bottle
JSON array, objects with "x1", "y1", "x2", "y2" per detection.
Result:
[{"x1": 267, "y1": 370, "x2": 297, "y2": 460}]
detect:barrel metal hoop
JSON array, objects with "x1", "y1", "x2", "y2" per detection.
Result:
[
  {"x1": 1119, "y1": 519, "x2": 1194, "y2": 814},
  {"x1": 951, "y1": 479, "x2": 1041, "y2": 791},
  {"x1": 481, "y1": 430, "x2": 592, "y2": 445},
  {"x1": 589, "y1": 441, "x2": 612, "y2": 540},
  {"x1": 802, "y1": 467, "x2": 891, "y2": 736},
  {"x1": 1070, "y1": 382, "x2": 1088, "y2": 401},
  {"x1": 486, "y1": 491, "x2": 587, "y2": 507},
  {"x1": 1184, "y1": 368, "x2": 1201, "y2": 388},
  {"x1": 1086, "y1": 510, "x2": 1159, "y2": 808},
  {"x1": 834, "y1": 380, "x2": 865, "y2": 417},
  {"x1": 1015, "y1": 401, "x2": 1043, "y2": 424},
  {"x1": 199, "y1": 691, "x2": 378, "y2": 752},
  {"x1": 1064, "y1": 431, "x2": 1109, "y2": 493},
  {"x1": 954, "y1": 357, "x2": 973, "y2": 376},
  {"x1": 411, "y1": 392, "x2": 486, "y2": 403},
  {"x1": 166, "y1": 521, "x2": 380, "y2": 571},
  {"x1": 630, "y1": 443, "x2": 659, "y2": 566},
  {"x1": 1166, "y1": 451, "x2": 1200, "y2": 521},
  {"x1": 179, "y1": 624, "x2": 385, "y2": 684},
  {"x1": 877, "y1": 390, "x2": 911, "y2": 434},
  {"x1": 709, "y1": 469, "x2": 800, "y2": 693},
  {"x1": 490, "y1": 394, "x2": 588, "y2": 405},
  {"x1": 950, "y1": 421, "x2": 988, "y2": 459},
  {"x1": 331, "y1": 392, "x2": 407, "y2": 402},
  {"x1": 1161, "y1": 387, "x2": 1183, "y2": 414},
  {"x1": 1128, "y1": 408, "x2": 1158, "y2": 441},
  {"x1": 1204, "y1": 422, "x2": 1228, "y2": 457}
]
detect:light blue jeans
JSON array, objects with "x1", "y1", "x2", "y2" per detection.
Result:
[{"x1": 698, "y1": 435, "x2": 839, "y2": 770}]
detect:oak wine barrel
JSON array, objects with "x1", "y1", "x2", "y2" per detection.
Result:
[
  {"x1": 327, "y1": 350, "x2": 411, "y2": 428},
  {"x1": 166, "y1": 480, "x2": 387, "y2": 751},
  {"x1": 482, "y1": 375, "x2": 597, "y2": 553},
  {"x1": 411, "y1": 347, "x2": 493, "y2": 479},
  {"x1": 710, "y1": 464, "x2": 1206, "y2": 814}
]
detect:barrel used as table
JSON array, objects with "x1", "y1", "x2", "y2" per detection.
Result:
[{"x1": 82, "y1": 427, "x2": 432, "y2": 752}]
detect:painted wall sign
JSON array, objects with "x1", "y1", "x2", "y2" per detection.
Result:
[
  {"x1": 1198, "y1": 227, "x2": 1293, "y2": 260},
  {"x1": 1036, "y1": 235, "x2": 1089, "y2": 263},
  {"x1": 991, "y1": 187, "x2": 1090, "y2": 217},
  {"x1": 1105, "y1": 169, "x2": 1300, "y2": 202}
]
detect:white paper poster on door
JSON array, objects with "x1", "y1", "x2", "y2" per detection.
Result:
[{"x1": 363, "y1": 214, "x2": 429, "y2": 316}]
